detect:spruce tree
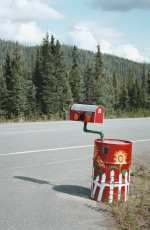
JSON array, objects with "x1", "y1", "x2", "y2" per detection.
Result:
[
  {"x1": 54, "y1": 40, "x2": 72, "y2": 118},
  {"x1": 134, "y1": 79, "x2": 141, "y2": 109},
  {"x1": 11, "y1": 46, "x2": 26, "y2": 117},
  {"x1": 94, "y1": 45, "x2": 103, "y2": 104},
  {"x1": 112, "y1": 73, "x2": 119, "y2": 110},
  {"x1": 102, "y1": 71, "x2": 114, "y2": 113},
  {"x1": 0, "y1": 65, "x2": 7, "y2": 117},
  {"x1": 119, "y1": 79, "x2": 129, "y2": 110},
  {"x1": 24, "y1": 75, "x2": 36, "y2": 118},
  {"x1": 4, "y1": 53, "x2": 12, "y2": 93},
  {"x1": 40, "y1": 34, "x2": 56, "y2": 116},
  {"x1": 140, "y1": 64, "x2": 148, "y2": 108},
  {"x1": 147, "y1": 71, "x2": 150, "y2": 95},
  {"x1": 147, "y1": 71, "x2": 150, "y2": 109},
  {"x1": 33, "y1": 48, "x2": 43, "y2": 113},
  {"x1": 129, "y1": 83, "x2": 138, "y2": 110},
  {"x1": 69, "y1": 46, "x2": 84, "y2": 103},
  {"x1": 127, "y1": 71, "x2": 135, "y2": 109},
  {"x1": 84, "y1": 63, "x2": 95, "y2": 104},
  {"x1": 4, "y1": 46, "x2": 25, "y2": 118},
  {"x1": 95, "y1": 45, "x2": 103, "y2": 76},
  {"x1": 33, "y1": 34, "x2": 72, "y2": 118}
]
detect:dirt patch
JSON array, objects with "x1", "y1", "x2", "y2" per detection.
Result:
[{"x1": 112, "y1": 165, "x2": 150, "y2": 230}]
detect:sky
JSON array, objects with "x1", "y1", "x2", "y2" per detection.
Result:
[{"x1": 0, "y1": 0, "x2": 150, "y2": 63}]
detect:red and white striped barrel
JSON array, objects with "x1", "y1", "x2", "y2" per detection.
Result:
[{"x1": 91, "y1": 139, "x2": 132, "y2": 203}]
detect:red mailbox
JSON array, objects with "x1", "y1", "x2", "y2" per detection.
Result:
[
  {"x1": 70, "y1": 104, "x2": 104, "y2": 124},
  {"x1": 91, "y1": 139, "x2": 132, "y2": 203}
]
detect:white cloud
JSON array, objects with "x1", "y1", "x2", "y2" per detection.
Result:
[
  {"x1": 0, "y1": 0, "x2": 62, "y2": 45},
  {"x1": 70, "y1": 22, "x2": 123, "y2": 51},
  {"x1": 15, "y1": 22, "x2": 45, "y2": 44},
  {"x1": 115, "y1": 44, "x2": 145, "y2": 62},
  {"x1": 70, "y1": 25, "x2": 97, "y2": 51},
  {"x1": 0, "y1": 0, "x2": 63, "y2": 22},
  {"x1": 92, "y1": 0, "x2": 150, "y2": 11},
  {"x1": 100, "y1": 40, "x2": 112, "y2": 53},
  {"x1": 70, "y1": 23, "x2": 147, "y2": 62},
  {"x1": 0, "y1": 20, "x2": 45, "y2": 45},
  {"x1": 70, "y1": 23, "x2": 121, "y2": 52}
]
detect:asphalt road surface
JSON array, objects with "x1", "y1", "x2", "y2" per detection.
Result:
[{"x1": 0, "y1": 118, "x2": 150, "y2": 230}]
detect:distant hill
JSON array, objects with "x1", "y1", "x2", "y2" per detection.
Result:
[
  {"x1": 59, "y1": 44, "x2": 150, "y2": 80},
  {"x1": 0, "y1": 39, "x2": 149, "y2": 80}
]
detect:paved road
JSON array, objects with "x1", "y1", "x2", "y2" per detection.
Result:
[{"x1": 0, "y1": 118, "x2": 150, "y2": 230}]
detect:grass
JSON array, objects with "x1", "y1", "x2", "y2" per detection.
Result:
[
  {"x1": 112, "y1": 165, "x2": 150, "y2": 230},
  {"x1": 0, "y1": 108, "x2": 150, "y2": 123},
  {"x1": 108, "y1": 109, "x2": 150, "y2": 119},
  {"x1": 0, "y1": 114, "x2": 64, "y2": 123}
]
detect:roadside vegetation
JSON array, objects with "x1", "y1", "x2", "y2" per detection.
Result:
[
  {"x1": 112, "y1": 165, "x2": 150, "y2": 230},
  {"x1": 109, "y1": 109, "x2": 150, "y2": 118}
]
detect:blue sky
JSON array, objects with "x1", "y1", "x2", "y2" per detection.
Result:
[{"x1": 0, "y1": 0, "x2": 149, "y2": 62}]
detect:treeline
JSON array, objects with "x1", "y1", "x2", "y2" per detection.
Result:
[
  {"x1": 113, "y1": 69, "x2": 150, "y2": 111},
  {"x1": 0, "y1": 35, "x2": 150, "y2": 120}
]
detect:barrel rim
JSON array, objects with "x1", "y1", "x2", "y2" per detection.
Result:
[{"x1": 95, "y1": 138, "x2": 132, "y2": 145}]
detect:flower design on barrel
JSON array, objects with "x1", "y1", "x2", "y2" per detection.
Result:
[{"x1": 114, "y1": 151, "x2": 127, "y2": 164}]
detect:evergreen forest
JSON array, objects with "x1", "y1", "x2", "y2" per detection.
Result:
[{"x1": 0, "y1": 35, "x2": 150, "y2": 121}]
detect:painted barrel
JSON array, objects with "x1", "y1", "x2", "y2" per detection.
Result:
[{"x1": 91, "y1": 139, "x2": 132, "y2": 203}]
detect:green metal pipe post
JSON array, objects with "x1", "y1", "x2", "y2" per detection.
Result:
[{"x1": 83, "y1": 122, "x2": 104, "y2": 139}]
